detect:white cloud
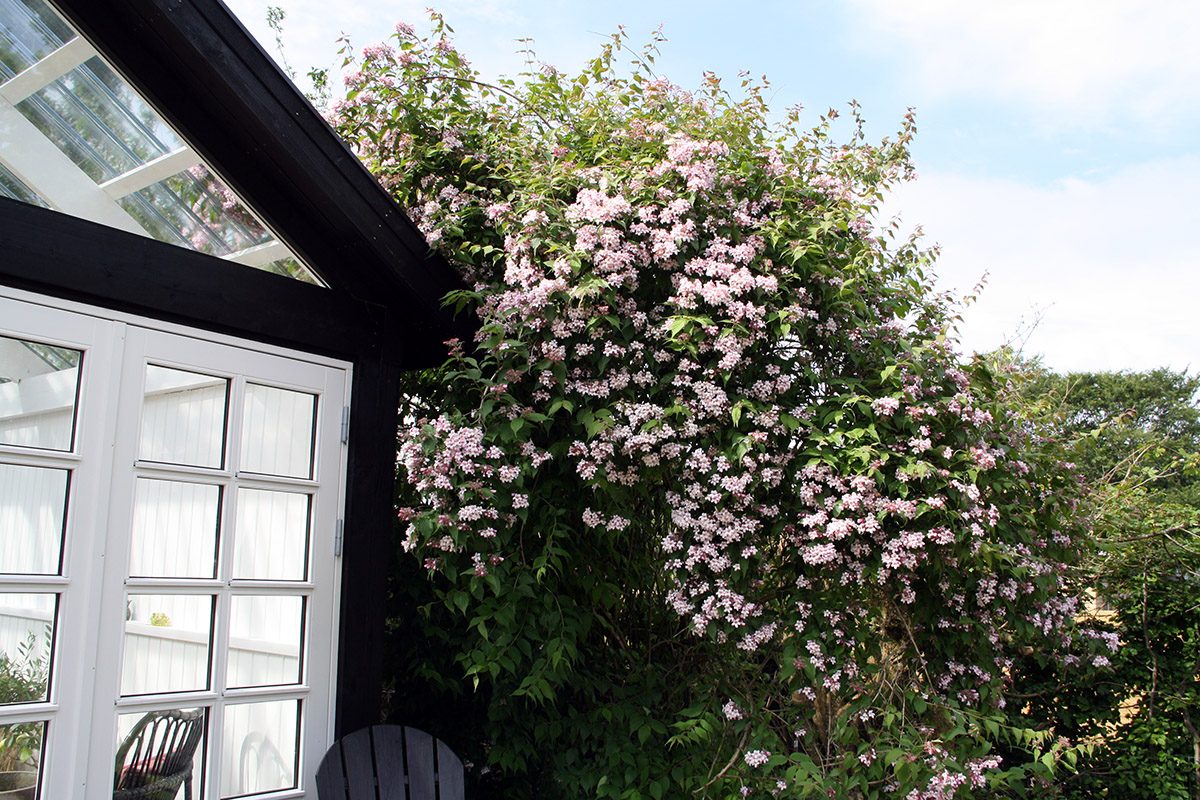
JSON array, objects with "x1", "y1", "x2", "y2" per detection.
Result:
[
  {"x1": 847, "y1": 0, "x2": 1200, "y2": 133},
  {"x1": 885, "y1": 157, "x2": 1200, "y2": 372}
]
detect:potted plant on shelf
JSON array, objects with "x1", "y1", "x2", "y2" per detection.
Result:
[{"x1": 0, "y1": 632, "x2": 47, "y2": 800}]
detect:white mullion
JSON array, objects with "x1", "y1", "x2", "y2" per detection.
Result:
[
  {"x1": 0, "y1": 102, "x2": 147, "y2": 235},
  {"x1": 132, "y1": 461, "x2": 231, "y2": 485},
  {"x1": 206, "y1": 374, "x2": 245, "y2": 800},
  {"x1": 0, "y1": 576, "x2": 68, "y2": 590},
  {"x1": 122, "y1": 579, "x2": 226, "y2": 594},
  {"x1": 112, "y1": 690, "x2": 219, "y2": 714},
  {"x1": 80, "y1": 323, "x2": 149, "y2": 800},
  {"x1": 0, "y1": 703, "x2": 59, "y2": 725},
  {"x1": 98, "y1": 147, "x2": 198, "y2": 199},
  {"x1": 220, "y1": 685, "x2": 310, "y2": 703},
  {"x1": 0, "y1": 36, "x2": 96, "y2": 104},
  {"x1": 0, "y1": 447, "x2": 81, "y2": 468},
  {"x1": 232, "y1": 472, "x2": 318, "y2": 492},
  {"x1": 227, "y1": 581, "x2": 314, "y2": 595},
  {"x1": 41, "y1": 310, "x2": 125, "y2": 800}
]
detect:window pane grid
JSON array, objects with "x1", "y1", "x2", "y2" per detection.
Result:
[
  {"x1": 0, "y1": 297, "x2": 346, "y2": 799},
  {"x1": 120, "y1": 362, "x2": 323, "y2": 798}
]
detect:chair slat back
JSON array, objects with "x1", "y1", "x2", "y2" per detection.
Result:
[
  {"x1": 341, "y1": 728, "x2": 377, "y2": 799},
  {"x1": 314, "y1": 725, "x2": 465, "y2": 800},
  {"x1": 434, "y1": 740, "x2": 465, "y2": 800},
  {"x1": 403, "y1": 728, "x2": 436, "y2": 800},
  {"x1": 371, "y1": 725, "x2": 407, "y2": 800}
]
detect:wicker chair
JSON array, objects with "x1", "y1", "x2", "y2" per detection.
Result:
[{"x1": 112, "y1": 709, "x2": 204, "y2": 800}]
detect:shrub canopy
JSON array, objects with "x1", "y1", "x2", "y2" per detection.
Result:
[{"x1": 333, "y1": 15, "x2": 1101, "y2": 798}]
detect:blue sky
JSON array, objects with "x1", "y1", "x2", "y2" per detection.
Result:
[{"x1": 227, "y1": 0, "x2": 1200, "y2": 373}]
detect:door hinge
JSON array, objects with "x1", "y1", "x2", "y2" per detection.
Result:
[
  {"x1": 340, "y1": 406, "x2": 350, "y2": 444},
  {"x1": 334, "y1": 518, "x2": 344, "y2": 557}
]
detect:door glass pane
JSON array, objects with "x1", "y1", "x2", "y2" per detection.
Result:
[
  {"x1": 232, "y1": 489, "x2": 309, "y2": 581},
  {"x1": 129, "y1": 479, "x2": 220, "y2": 579},
  {"x1": 221, "y1": 699, "x2": 298, "y2": 798},
  {"x1": 240, "y1": 385, "x2": 315, "y2": 479},
  {"x1": 0, "y1": 720, "x2": 44, "y2": 796},
  {"x1": 140, "y1": 366, "x2": 228, "y2": 469},
  {"x1": 0, "y1": 593, "x2": 53, "y2": 704},
  {"x1": 0, "y1": 334, "x2": 81, "y2": 451},
  {"x1": 227, "y1": 596, "x2": 303, "y2": 689},
  {"x1": 0, "y1": 463, "x2": 67, "y2": 575},
  {"x1": 115, "y1": 708, "x2": 205, "y2": 800},
  {"x1": 122, "y1": 594, "x2": 213, "y2": 695}
]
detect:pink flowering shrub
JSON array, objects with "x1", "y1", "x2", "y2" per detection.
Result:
[{"x1": 335, "y1": 14, "x2": 1098, "y2": 799}]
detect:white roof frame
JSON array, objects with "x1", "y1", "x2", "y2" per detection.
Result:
[
  {"x1": 0, "y1": 32, "x2": 309, "y2": 277},
  {"x1": 0, "y1": 99, "x2": 146, "y2": 233}
]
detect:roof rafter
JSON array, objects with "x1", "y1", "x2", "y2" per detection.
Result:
[
  {"x1": 99, "y1": 146, "x2": 200, "y2": 199},
  {"x1": 0, "y1": 36, "x2": 96, "y2": 104},
  {"x1": 0, "y1": 98, "x2": 146, "y2": 234}
]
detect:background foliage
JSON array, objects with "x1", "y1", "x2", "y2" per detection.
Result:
[{"x1": 1002, "y1": 368, "x2": 1200, "y2": 799}]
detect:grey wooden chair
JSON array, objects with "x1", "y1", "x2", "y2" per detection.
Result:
[{"x1": 315, "y1": 725, "x2": 465, "y2": 800}]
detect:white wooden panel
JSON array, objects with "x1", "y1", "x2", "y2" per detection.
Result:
[
  {"x1": 122, "y1": 595, "x2": 213, "y2": 696},
  {"x1": 0, "y1": 464, "x2": 67, "y2": 574},
  {"x1": 0, "y1": 409, "x2": 73, "y2": 451},
  {"x1": 129, "y1": 479, "x2": 220, "y2": 578},
  {"x1": 227, "y1": 596, "x2": 302, "y2": 687},
  {"x1": 232, "y1": 489, "x2": 308, "y2": 581},
  {"x1": 139, "y1": 370, "x2": 228, "y2": 468},
  {"x1": 240, "y1": 385, "x2": 314, "y2": 478}
]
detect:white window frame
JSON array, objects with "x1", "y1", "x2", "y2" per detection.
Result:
[{"x1": 0, "y1": 286, "x2": 349, "y2": 800}]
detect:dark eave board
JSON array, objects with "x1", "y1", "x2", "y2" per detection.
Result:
[{"x1": 0, "y1": 197, "x2": 389, "y2": 361}]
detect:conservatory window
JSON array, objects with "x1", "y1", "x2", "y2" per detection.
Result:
[
  {"x1": 1, "y1": 291, "x2": 348, "y2": 798},
  {"x1": 0, "y1": 0, "x2": 323, "y2": 285}
]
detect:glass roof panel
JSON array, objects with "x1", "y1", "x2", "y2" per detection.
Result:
[
  {"x1": 260, "y1": 258, "x2": 320, "y2": 285},
  {"x1": 119, "y1": 166, "x2": 272, "y2": 256},
  {"x1": 16, "y1": 56, "x2": 183, "y2": 181},
  {"x1": 0, "y1": 0, "x2": 71, "y2": 77},
  {"x1": 0, "y1": 0, "x2": 325, "y2": 286},
  {"x1": 0, "y1": 161, "x2": 45, "y2": 206}
]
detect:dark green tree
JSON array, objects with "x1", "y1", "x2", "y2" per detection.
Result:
[{"x1": 1005, "y1": 366, "x2": 1200, "y2": 799}]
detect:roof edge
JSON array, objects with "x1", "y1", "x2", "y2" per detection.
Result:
[{"x1": 51, "y1": 0, "x2": 469, "y2": 359}]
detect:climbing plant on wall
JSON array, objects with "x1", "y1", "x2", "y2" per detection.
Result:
[{"x1": 334, "y1": 15, "x2": 1104, "y2": 798}]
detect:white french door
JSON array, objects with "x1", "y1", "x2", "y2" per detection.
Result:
[{"x1": 0, "y1": 290, "x2": 349, "y2": 799}]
